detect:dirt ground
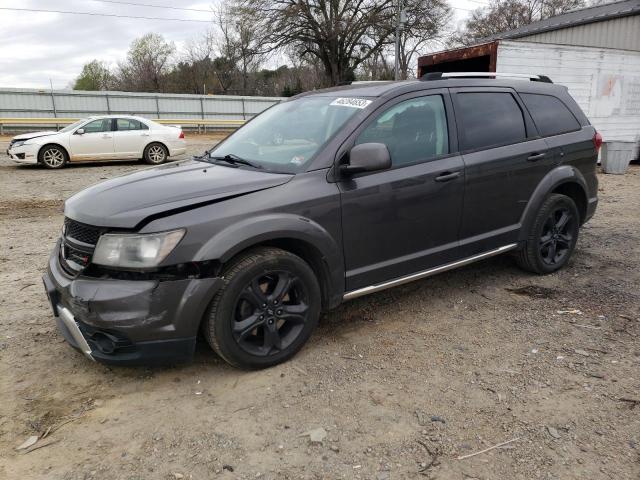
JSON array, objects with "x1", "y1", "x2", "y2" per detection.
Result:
[{"x1": 0, "y1": 134, "x2": 638, "y2": 480}]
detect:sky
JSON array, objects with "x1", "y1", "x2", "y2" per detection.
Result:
[{"x1": 0, "y1": 0, "x2": 484, "y2": 89}]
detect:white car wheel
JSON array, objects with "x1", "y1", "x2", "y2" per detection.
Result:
[
  {"x1": 39, "y1": 146, "x2": 67, "y2": 169},
  {"x1": 144, "y1": 143, "x2": 168, "y2": 165}
]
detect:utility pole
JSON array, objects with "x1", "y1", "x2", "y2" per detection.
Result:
[{"x1": 394, "y1": 1, "x2": 407, "y2": 81}]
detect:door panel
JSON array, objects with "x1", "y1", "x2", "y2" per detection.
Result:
[
  {"x1": 450, "y1": 88, "x2": 554, "y2": 256},
  {"x1": 340, "y1": 156, "x2": 465, "y2": 291},
  {"x1": 458, "y1": 137, "x2": 553, "y2": 255},
  {"x1": 69, "y1": 118, "x2": 114, "y2": 160},
  {"x1": 113, "y1": 118, "x2": 149, "y2": 158},
  {"x1": 338, "y1": 91, "x2": 464, "y2": 292}
]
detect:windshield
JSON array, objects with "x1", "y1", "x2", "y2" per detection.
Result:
[
  {"x1": 208, "y1": 96, "x2": 370, "y2": 173},
  {"x1": 60, "y1": 119, "x2": 87, "y2": 133}
]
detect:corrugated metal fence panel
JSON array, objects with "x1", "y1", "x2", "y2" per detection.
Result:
[
  {"x1": 1, "y1": 90, "x2": 53, "y2": 113},
  {"x1": 517, "y1": 15, "x2": 640, "y2": 51},
  {"x1": 54, "y1": 94, "x2": 109, "y2": 113},
  {"x1": 107, "y1": 95, "x2": 158, "y2": 114},
  {"x1": 0, "y1": 88, "x2": 283, "y2": 121},
  {"x1": 497, "y1": 40, "x2": 640, "y2": 142}
]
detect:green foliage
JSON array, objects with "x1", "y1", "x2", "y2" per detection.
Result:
[{"x1": 73, "y1": 60, "x2": 113, "y2": 91}]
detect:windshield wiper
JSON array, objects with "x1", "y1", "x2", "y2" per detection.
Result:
[{"x1": 209, "y1": 153, "x2": 263, "y2": 169}]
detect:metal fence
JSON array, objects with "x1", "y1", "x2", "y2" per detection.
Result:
[{"x1": 0, "y1": 88, "x2": 282, "y2": 132}]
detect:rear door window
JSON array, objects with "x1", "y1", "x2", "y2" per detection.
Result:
[
  {"x1": 116, "y1": 118, "x2": 147, "y2": 131},
  {"x1": 520, "y1": 93, "x2": 581, "y2": 137},
  {"x1": 456, "y1": 92, "x2": 526, "y2": 151}
]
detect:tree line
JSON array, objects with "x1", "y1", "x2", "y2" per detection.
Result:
[{"x1": 73, "y1": 0, "x2": 587, "y2": 96}]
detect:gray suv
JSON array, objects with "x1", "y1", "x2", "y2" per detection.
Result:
[{"x1": 43, "y1": 73, "x2": 600, "y2": 368}]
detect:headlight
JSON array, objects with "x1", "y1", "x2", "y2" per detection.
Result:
[
  {"x1": 92, "y1": 229, "x2": 185, "y2": 268},
  {"x1": 11, "y1": 140, "x2": 25, "y2": 148}
]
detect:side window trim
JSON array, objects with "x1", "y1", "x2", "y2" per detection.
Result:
[
  {"x1": 334, "y1": 89, "x2": 458, "y2": 174},
  {"x1": 449, "y1": 87, "x2": 536, "y2": 154}
]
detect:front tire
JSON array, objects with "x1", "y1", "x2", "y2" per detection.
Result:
[
  {"x1": 143, "y1": 143, "x2": 168, "y2": 165},
  {"x1": 203, "y1": 247, "x2": 321, "y2": 369},
  {"x1": 39, "y1": 145, "x2": 68, "y2": 169},
  {"x1": 516, "y1": 193, "x2": 580, "y2": 274}
]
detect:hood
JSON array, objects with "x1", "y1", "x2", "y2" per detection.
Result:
[
  {"x1": 13, "y1": 131, "x2": 59, "y2": 141},
  {"x1": 65, "y1": 159, "x2": 293, "y2": 228}
]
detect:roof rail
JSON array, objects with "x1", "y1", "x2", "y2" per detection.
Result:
[{"x1": 421, "y1": 72, "x2": 553, "y2": 83}]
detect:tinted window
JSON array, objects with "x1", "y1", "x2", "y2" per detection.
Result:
[
  {"x1": 116, "y1": 118, "x2": 147, "y2": 131},
  {"x1": 457, "y1": 92, "x2": 526, "y2": 151},
  {"x1": 521, "y1": 93, "x2": 581, "y2": 137},
  {"x1": 356, "y1": 95, "x2": 448, "y2": 166},
  {"x1": 82, "y1": 118, "x2": 112, "y2": 133}
]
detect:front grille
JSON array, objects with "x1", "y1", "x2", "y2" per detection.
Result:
[
  {"x1": 64, "y1": 218, "x2": 101, "y2": 245},
  {"x1": 64, "y1": 244, "x2": 91, "y2": 267},
  {"x1": 60, "y1": 217, "x2": 104, "y2": 274}
]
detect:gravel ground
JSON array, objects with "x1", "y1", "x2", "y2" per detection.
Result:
[{"x1": 0, "y1": 135, "x2": 638, "y2": 480}]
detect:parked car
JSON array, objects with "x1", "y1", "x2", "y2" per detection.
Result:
[
  {"x1": 7, "y1": 115, "x2": 186, "y2": 168},
  {"x1": 43, "y1": 73, "x2": 600, "y2": 368}
]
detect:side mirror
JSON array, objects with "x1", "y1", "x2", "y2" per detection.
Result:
[
  {"x1": 340, "y1": 143, "x2": 391, "y2": 176},
  {"x1": 75, "y1": 128, "x2": 85, "y2": 135}
]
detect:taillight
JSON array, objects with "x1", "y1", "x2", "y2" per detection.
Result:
[
  {"x1": 593, "y1": 131, "x2": 603, "y2": 152},
  {"x1": 179, "y1": 131, "x2": 185, "y2": 139}
]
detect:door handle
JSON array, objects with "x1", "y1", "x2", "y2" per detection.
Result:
[
  {"x1": 141, "y1": 133, "x2": 150, "y2": 136},
  {"x1": 434, "y1": 171, "x2": 461, "y2": 182},
  {"x1": 527, "y1": 152, "x2": 546, "y2": 162},
  {"x1": 102, "y1": 134, "x2": 112, "y2": 139}
]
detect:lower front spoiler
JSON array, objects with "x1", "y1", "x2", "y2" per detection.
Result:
[{"x1": 55, "y1": 313, "x2": 196, "y2": 366}]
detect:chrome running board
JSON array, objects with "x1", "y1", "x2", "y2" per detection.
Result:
[{"x1": 343, "y1": 243, "x2": 518, "y2": 301}]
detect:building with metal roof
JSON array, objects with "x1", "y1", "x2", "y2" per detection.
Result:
[{"x1": 417, "y1": 0, "x2": 640, "y2": 144}]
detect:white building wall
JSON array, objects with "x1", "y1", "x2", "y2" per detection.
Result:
[{"x1": 496, "y1": 40, "x2": 640, "y2": 143}]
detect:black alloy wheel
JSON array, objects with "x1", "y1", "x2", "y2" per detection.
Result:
[
  {"x1": 232, "y1": 271, "x2": 310, "y2": 356},
  {"x1": 516, "y1": 193, "x2": 580, "y2": 274},
  {"x1": 203, "y1": 247, "x2": 321, "y2": 369},
  {"x1": 538, "y1": 205, "x2": 576, "y2": 267}
]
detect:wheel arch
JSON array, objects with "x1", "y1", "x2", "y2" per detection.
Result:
[
  {"x1": 38, "y1": 143, "x2": 70, "y2": 163},
  {"x1": 519, "y1": 165, "x2": 589, "y2": 242},
  {"x1": 195, "y1": 215, "x2": 345, "y2": 310},
  {"x1": 551, "y1": 182, "x2": 587, "y2": 224}
]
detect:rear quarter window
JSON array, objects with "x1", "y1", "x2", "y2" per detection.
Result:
[
  {"x1": 456, "y1": 92, "x2": 526, "y2": 151},
  {"x1": 520, "y1": 93, "x2": 581, "y2": 137}
]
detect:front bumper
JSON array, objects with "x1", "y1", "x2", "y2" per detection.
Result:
[
  {"x1": 44, "y1": 241, "x2": 223, "y2": 365},
  {"x1": 7, "y1": 144, "x2": 38, "y2": 164}
]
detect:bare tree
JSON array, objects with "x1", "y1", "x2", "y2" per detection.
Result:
[
  {"x1": 214, "y1": 1, "x2": 266, "y2": 94},
  {"x1": 117, "y1": 33, "x2": 176, "y2": 92},
  {"x1": 397, "y1": 0, "x2": 452, "y2": 79},
  {"x1": 452, "y1": 0, "x2": 585, "y2": 46},
  {"x1": 238, "y1": 0, "x2": 397, "y2": 86},
  {"x1": 181, "y1": 30, "x2": 216, "y2": 93}
]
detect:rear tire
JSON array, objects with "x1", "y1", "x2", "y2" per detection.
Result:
[
  {"x1": 39, "y1": 145, "x2": 68, "y2": 169},
  {"x1": 143, "y1": 143, "x2": 168, "y2": 165},
  {"x1": 203, "y1": 247, "x2": 321, "y2": 369},
  {"x1": 516, "y1": 193, "x2": 580, "y2": 274}
]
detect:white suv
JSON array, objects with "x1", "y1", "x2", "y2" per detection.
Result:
[{"x1": 7, "y1": 115, "x2": 187, "y2": 169}]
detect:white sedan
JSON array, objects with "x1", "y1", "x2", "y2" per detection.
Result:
[{"x1": 6, "y1": 115, "x2": 187, "y2": 169}]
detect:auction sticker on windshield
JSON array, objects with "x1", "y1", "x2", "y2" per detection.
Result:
[{"x1": 330, "y1": 98, "x2": 372, "y2": 109}]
